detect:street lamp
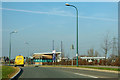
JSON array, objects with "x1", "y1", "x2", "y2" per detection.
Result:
[
  {"x1": 65, "y1": 3, "x2": 79, "y2": 67},
  {"x1": 25, "y1": 42, "x2": 30, "y2": 64},
  {"x1": 25, "y1": 42, "x2": 30, "y2": 57},
  {"x1": 9, "y1": 30, "x2": 17, "y2": 65}
]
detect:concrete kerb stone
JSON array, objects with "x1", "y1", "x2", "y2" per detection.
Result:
[{"x1": 10, "y1": 67, "x2": 21, "y2": 80}]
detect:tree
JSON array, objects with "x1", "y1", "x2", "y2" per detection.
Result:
[
  {"x1": 94, "y1": 50, "x2": 99, "y2": 57},
  {"x1": 87, "y1": 48, "x2": 94, "y2": 57},
  {"x1": 107, "y1": 54, "x2": 116, "y2": 65},
  {"x1": 87, "y1": 49, "x2": 100, "y2": 57},
  {"x1": 61, "y1": 41, "x2": 65, "y2": 58},
  {"x1": 101, "y1": 34, "x2": 111, "y2": 65}
]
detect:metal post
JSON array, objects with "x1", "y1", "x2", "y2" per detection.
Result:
[
  {"x1": 8, "y1": 31, "x2": 17, "y2": 65},
  {"x1": 9, "y1": 33, "x2": 11, "y2": 65},
  {"x1": 25, "y1": 42, "x2": 29, "y2": 65},
  {"x1": 61, "y1": 41, "x2": 62, "y2": 65},
  {"x1": 53, "y1": 40, "x2": 54, "y2": 50},
  {"x1": 76, "y1": 6, "x2": 79, "y2": 67},
  {"x1": 66, "y1": 4, "x2": 79, "y2": 67}
]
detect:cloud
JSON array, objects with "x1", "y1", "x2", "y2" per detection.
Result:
[
  {"x1": 1, "y1": 8, "x2": 50, "y2": 14},
  {"x1": 78, "y1": 16, "x2": 117, "y2": 22},
  {"x1": 0, "y1": 8, "x2": 117, "y2": 21}
]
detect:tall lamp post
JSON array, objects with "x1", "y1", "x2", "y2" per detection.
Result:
[
  {"x1": 9, "y1": 31, "x2": 17, "y2": 65},
  {"x1": 25, "y1": 42, "x2": 30, "y2": 64},
  {"x1": 65, "y1": 3, "x2": 79, "y2": 67},
  {"x1": 25, "y1": 42, "x2": 30, "y2": 57}
]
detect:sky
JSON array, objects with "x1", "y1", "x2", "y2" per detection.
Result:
[{"x1": 2, "y1": 2, "x2": 118, "y2": 59}]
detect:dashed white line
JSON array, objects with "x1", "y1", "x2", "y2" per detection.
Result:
[{"x1": 74, "y1": 73, "x2": 98, "y2": 78}]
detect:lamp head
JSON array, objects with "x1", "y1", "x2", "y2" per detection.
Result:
[
  {"x1": 11, "y1": 30, "x2": 17, "y2": 33},
  {"x1": 65, "y1": 3, "x2": 70, "y2": 6},
  {"x1": 13, "y1": 30, "x2": 17, "y2": 33},
  {"x1": 25, "y1": 42, "x2": 29, "y2": 45}
]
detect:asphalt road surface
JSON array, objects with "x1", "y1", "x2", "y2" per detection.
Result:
[{"x1": 19, "y1": 66, "x2": 119, "y2": 80}]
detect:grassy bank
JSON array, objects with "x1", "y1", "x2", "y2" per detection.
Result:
[
  {"x1": 40, "y1": 65, "x2": 120, "y2": 71},
  {"x1": 2, "y1": 66, "x2": 16, "y2": 78},
  {"x1": 78, "y1": 66, "x2": 120, "y2": 71}
]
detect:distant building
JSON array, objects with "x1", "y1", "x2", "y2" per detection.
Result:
[
  {"x1": 32, "y1": 51, "x2": 61, "y2": 65},
  {"x1": 0, "y1": 57, "x2": 5, "y2": 64},
  {"x1": 73, "y1": 56, "x2": 106, "y2": 62}
]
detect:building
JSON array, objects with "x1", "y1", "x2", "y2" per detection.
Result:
[
  {"x1": 73, "y1": 56, "x2": 106, "y2": 62},
  {"x1": 80, "y1": 57, "x2": 105, "y2": 62},
  {"x1": 32, "y1": 51, "x2": 61, "y2": 65}
]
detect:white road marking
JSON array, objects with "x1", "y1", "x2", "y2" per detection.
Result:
[{"x1": 74, "y1": 73, "x2": 98, "y2": 78}]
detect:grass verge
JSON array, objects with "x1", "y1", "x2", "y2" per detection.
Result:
[
  {"x1": 40, "y1": 65, "x2": 120, "y2": 71},
  {"x1": 78, "y1": 66, "x2": 120, "y2": 71},
  {"x1": 2, "y1": 66, "x2": 16, "y2": 78}
]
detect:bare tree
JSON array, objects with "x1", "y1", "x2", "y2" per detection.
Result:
[
  {"x1": 87, "y1": 49, "x2": 99, "y2": 57},
  {"x1": 101, "y1": 34, "x2": 111, "y2": 65},
  {"x1": 87, "y1": 50, "x2": 90, "y2": 56},
  {"x1": 87, "y1": 48, "x2": 94, "y2": 57},
  {"x1": 94, "y1": 50, "x2": 99, "y2": 57},
  {"x1": 107, "y1": 53, "x2": 117, "y2": 65},
  {"x1": 61, "y1": 41, "x2": 65, "y2": 58}
]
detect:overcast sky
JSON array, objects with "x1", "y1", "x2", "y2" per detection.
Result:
[{"x1": 2, "y1": 2, "x2": 118, "y2": 59}]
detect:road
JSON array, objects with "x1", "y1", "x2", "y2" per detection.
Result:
[{"x1": 19, "y1": 66, "x2": 119, "y2": 80}]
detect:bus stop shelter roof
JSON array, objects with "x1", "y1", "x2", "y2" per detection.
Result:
[{"x1": 32, "y1": 52, "x2": 61, "y2": 59}]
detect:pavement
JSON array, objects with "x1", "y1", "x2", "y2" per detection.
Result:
[{"x1": 19, "y1": 66, "x2": 119, "y2": 80}]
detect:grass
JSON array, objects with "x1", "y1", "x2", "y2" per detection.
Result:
[
  {"x1": 77, "y1": 66, "x2": 120, "y2": 71},
  {"x1": 41, "y1": 65, "x2": 120, "y2": 71},
  {"x1": 2, "y1": 66, "x2": 16, "y2": 78}
]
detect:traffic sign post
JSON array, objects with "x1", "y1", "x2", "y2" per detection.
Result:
[{"x1": 52, "y1": 50, "x2": 56, "y2": 65}]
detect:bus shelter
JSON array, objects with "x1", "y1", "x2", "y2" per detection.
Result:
[{"x1": 32, "y1": 52, "x2": 61, "y2": 65}]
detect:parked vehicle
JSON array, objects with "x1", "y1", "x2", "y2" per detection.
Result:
[{"x1": 15, "y1": 55, "x2": 24, "y2": 67}]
